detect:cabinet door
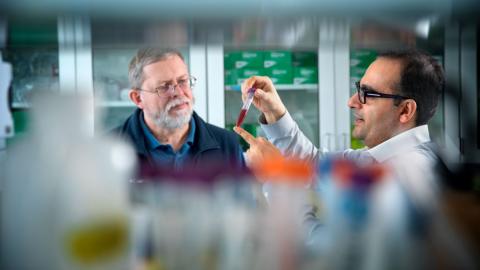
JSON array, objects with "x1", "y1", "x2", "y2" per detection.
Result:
[
  {"x1": 318, "y1": 21, "x2": 350, "y2": 152},
  {"x1": 3, "y1": 18, "x2": 59, "y2": 147},
  {"x1": 6, "y1": 19, "x2": 59, "y2": 109},
  {"x1": 221, "y1": 19, "x2": 321, "y2": 149},
  {"x1": 225, "y1": 63, "x2": 319, "y2": 150}
]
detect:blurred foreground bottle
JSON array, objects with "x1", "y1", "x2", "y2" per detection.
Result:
[
  {"x1": 309, "y1": 157, "x2": 475, "y2": 270},
  {"x1": 254, "y1": 156, "x2": 315, "y2": 270},
  {"x1": 307, "y1": 157, "x2": 390, "y2": 270},
  {"x1": 2, "y1": 93, "x2": 136, "y2": 270}
]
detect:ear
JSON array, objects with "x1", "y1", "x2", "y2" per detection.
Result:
[
  {"x1": 129, "y1": 89, "x2": 144, "y2": 109},
  {"x1": 398, "y1": 99, "x2": 417, "y2": 124}
]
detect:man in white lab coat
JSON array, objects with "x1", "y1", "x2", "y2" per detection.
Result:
[
  {"x1": 234, "y1": 49, "x2": 478, "y2": 269},
  {"x1": 234, "y1": 47, "x2": 445, "y2": 218},
  {"x1": 234, "y1": 48, "x2": 444, "y2": 213},
  {"x1": 234, "y1": 49, "x2": 443, "y2": 168},
  {"x1": 234, "y1": 49, "x2": 475, "y2": 269}
]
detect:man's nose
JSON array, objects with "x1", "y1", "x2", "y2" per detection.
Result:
[
  {"x1": 169, "y1": 84, "x2": 183, "y2": 96},
  {"x1": 347, "y1": 92, "x2": 360, "y2": 109}
]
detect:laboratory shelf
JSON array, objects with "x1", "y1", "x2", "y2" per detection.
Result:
[{"x1": 11, "y1": 102, "x2": 30, "y2": 109}]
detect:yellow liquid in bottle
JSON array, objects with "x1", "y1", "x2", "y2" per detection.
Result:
[{"x1": 64, "y1": 217, "x2": 128, "y2": 264}]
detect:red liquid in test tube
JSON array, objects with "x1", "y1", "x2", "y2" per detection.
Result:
[
  {"x1": 236, "y1": 87, "x2": 256, "y2": 127},
  {"x1": 236, "y1": 109, "x2": 248, "y2": 127}
]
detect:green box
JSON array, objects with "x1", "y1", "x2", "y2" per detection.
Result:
[
  {"x1": 350, "y1": 49, "x2": 377, "y2": 69},
  {"x1": 293, "y1": 51, "x2": 317, "y2": 67},
  {"x1": 236, "y1": 68, "x2": 265, "y2": 85},
  {"x1": 293, "y1": 67, "x2": 318, "y2": 84},
  {"x1": 225, "y1": 68, "x2": 266, "y2": 85},
  {"x1": 224, "y1": 51, "x2": 264, "y2": 69},
  {"x1": 265, "y1": 66, "x2": 293, "y2": 84},
  {"x1": 224, "y1": 52, "x2": 240, "y2": 69},
  {"x1": 224, "y1": 69, "x2": 238, "y2": 85},
  {"x1": 264, "y1": 51, "x2": 292, "y2": 68}
]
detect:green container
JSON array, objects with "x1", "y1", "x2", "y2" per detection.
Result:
[
  {"x1": 263, "y1": 51, "x2": 292, "y2": 68},
  {"x1": 224, "y1": 69, "x2": 238, "y2": 85},
  {"x1": 293, "y1": 51, "x2": 317, "y2": 67},
  {"x1": 8, "y1": 20, "x2": 58, "y2": 46},
  {"x1": 225, "y1": 68, "x2": 266, "y2": 85},
  {"x1": 6, "y1": 110, "x2": 30, "y2": 147},
  {"x1": 224, "y1": 52, "x2": 240, "y2": 70},
  {"x1": 265, "y1": 66, "x2": 293, "y2": 84},
  {"x1": 293, "y1": 67, "x2": 318, "y2": 84},
  {"x1": 236, "y1": 68, "x2": 265, "y2": 85},
  {"x1": 350, "y1": 49, "x2": 377, "y2": 69},
  {"x1": 224, "y1": 51, "x2": 264, "y2": 69}
]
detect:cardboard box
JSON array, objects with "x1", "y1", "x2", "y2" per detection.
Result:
[
  {"x1": 224, "y1": 51, "x2": 264, "y2": 69},
  {"x1": 293, "y1": 67, "x2": 318, "y2": 84},
  {"x1": 225, "y1": 68, "x2": 266, "y2": 85},
  {"x1": 293, "y1": 51, "x2": 317, "y2": 67},
  {"x1": 237, "y1": 68, "x2": 265, "y2": 84},
  {"x1": 264, "y1": 51, "x2": 292, "y2": 68},
  {"x1": 224, "y1": 69, "x2": 238, "y2": 85},
  {"x1": 264, "y1": 66, "x2": 293, "y2": 84}
]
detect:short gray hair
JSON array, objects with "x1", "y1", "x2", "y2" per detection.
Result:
[{"x1": 128, "y1": 48, "x2": 185, "y2": 89}]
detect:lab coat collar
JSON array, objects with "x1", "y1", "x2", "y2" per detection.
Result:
[{"x1": 367, "y1": 125, "x2": 431, "y2": 163}]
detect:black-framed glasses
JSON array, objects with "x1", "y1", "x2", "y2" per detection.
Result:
[
  {"x1": 355, "y1": 81, "x2": 412, "y2": 104},
  {"x1": 136, "y1": 76, "x2": 197, "y2": 97}
]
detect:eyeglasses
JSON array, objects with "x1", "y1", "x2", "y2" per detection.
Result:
[
  {"x1": 355, "y1": 81, "x2": 412, "y2": 104},
  {"x1": 136, "y1": 76, "x2": 197, "y2": 97}
]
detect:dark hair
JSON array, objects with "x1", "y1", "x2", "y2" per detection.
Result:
[{"x1": 378, "y1": 49, "x2": 444, "y2": 126}]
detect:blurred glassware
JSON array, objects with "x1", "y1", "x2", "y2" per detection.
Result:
[{"x1": 2, "y1": 93, "x2": 136, "y2": 270}]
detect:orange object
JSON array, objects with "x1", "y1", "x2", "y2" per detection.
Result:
[{"x1": 251, "y1": 155, "x2": 315, "y2": 186}]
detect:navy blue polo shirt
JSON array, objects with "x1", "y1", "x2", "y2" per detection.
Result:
[{"x1": 140, "y1": 115, "x2": 196, "y2": 170}]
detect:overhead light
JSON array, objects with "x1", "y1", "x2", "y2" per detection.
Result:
[{"x1": 415, "y1": 18, "x2": 431, "y2": 39}]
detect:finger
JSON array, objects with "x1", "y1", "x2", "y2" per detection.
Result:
[
  {"x1": 258, "y1": 137, "x2": 268, "y2": 143},
  {"x1": 253, "y1": 76, "x2": 274, "y2": 90},
  {"x1": 253, "y1": 89, "x2": 274, "y2": 107},
  {"x1": 242, "y1": 77, "x2": 257, "y2": 93},
  {"x1": 247, "y1": 76, "x2": 273, "y2": 91},
  {"x1": 241, "y1": 77, "x2": 257, "y2": 102},
  {"x1": 240, "y1": 81, "x2": 248, "y2": 102},
  {"x1": 233, "y1": 126, "x2": 257, "y2": 145}
]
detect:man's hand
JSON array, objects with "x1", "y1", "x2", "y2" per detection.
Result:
[
  {"x1": 234, "y1": 126, "x2": 314, "y2": 185},
  {"x1": 241, "y1": 76, "x2": 287, "y2": 124},
  {"x1": 233, "y1": 126, "x2": 283, "y2": 167}
]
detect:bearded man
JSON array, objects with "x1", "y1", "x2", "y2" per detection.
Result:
[{"x1": 115, "y1": 48, "x2": 245, "y2": 173}]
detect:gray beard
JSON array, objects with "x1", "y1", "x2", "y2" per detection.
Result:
[{"x1": 149, "y1": 97, "x2": 194, "y2": 130}]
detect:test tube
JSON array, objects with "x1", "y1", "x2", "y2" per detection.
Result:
[{"x1": 236, "y1": 87, "x2": 256, "y2": 127}]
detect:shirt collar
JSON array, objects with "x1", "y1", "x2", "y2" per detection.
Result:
[
  {"x1": 367, "y1": 125, "x2": 431, "y2": 163},
  {"x1": 185, "y1": 117, "x2": 196, "y2": 146},
  {"x1": 140, "y1": 113, "x2": 195, "y2": 150}
]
